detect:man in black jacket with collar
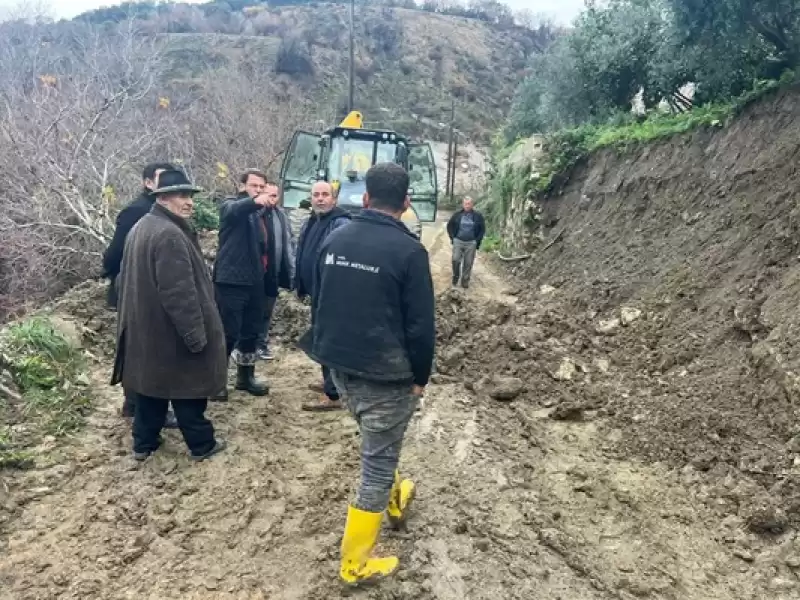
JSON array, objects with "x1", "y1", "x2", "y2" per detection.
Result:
[
  {"x1": 211, "y1": 169, "x2": 274, "y2": 401},
  {"x1": 102, "y1": 161, "x2": 178, "y2": 427},
  {"x1": 298, "y1": 162, "x2": 435, "y2": 584},
  {"x1": 294, "y1": 180, "x2": 351, "y2": 410},
  {"x1": 232, "y1": 182, "x2": 295, "y2": 362}
]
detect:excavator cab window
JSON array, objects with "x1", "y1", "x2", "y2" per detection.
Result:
[
  {"x1": 408, "y1": 142, "x2": 438, "y2": 222},
  {"x1": 279, "y1": 130, "x2": 321, "y2": 209}
]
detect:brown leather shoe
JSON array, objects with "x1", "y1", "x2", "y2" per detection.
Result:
[{"x1": 301, "y1": 395, "x2": 344, "y2": 411}]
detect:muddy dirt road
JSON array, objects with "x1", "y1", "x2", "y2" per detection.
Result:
[{"x1": 0, "y1": 215, "x2": 794, "y2": 599}]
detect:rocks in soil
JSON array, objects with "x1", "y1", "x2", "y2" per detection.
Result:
[
  {"x1": 553, "y1": 357, "x2": 578, "y2": 381},
  {"x1": 620, "y1": 307, "x2": 642, "y2": 326},
  {"x1": 487, "y1": 376, "x2": 525, "y2": 401},
  {"x1": 550, "y1": 402, "x2": 585, "y2": 422},
  {"x1": 744, "y1": 505, "x2": 789, "y2": 535},
  {"x1": 596, "y1": 318, "x2": 620, "y2": 335}
]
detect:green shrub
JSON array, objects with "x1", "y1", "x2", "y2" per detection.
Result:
[{"x1": 192, "y1": 195, "x2": 220, "y2": 231}]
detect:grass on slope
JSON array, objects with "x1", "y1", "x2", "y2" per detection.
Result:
[
  {"x1": 0, "y1": 316, "x2": 91, "y2": 470},
  {"x1": 531, "y1": 73, "x2": 795, "y2": 195}
]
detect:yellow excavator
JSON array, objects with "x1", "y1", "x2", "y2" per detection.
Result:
[{"x1": 279, "y1": 110, "x2": 438, "y2": 239}]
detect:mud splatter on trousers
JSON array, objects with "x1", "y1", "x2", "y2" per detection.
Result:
[{"x1": 332, "y1": 371, "x2": 417, "y2": 512}]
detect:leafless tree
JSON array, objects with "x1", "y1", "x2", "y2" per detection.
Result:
[
  {"x1": 0, "y1": 18, "x2": 181, "y2": 314},
  {"x1": 167, "y1": 63, "x2": 334, "y2": 197}
]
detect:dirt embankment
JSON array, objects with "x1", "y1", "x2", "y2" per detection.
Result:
[{"x1": 440, "y1": 88, "x2": 800, "y2": 535}]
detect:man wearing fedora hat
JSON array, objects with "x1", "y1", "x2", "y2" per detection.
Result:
[
  {"x1": 112, "y1": 169, "x2": 227, "y2": 462},
  {"x1": 102, "y1": 162, "x2": 179, "y2": 430}
]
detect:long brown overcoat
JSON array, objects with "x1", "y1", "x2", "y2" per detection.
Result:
[{"x1": 111, "y1": 203, "x2": 226, "y2": 399}]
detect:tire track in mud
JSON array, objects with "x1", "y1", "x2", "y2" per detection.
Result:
[{"x1": 0, "y1": 217, "x2": 785, "y2": 599}]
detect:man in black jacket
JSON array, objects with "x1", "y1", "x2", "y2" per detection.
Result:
[
  {"x1": 299, "y1": 163, "x2": 435, "y2": 584},
  {"x1": 232, "y1": 183, "x2": 295, "y2": 362},
  {"x1": 212, "y1": 169, "x2": 273, "y2": 401},
  {"x1": 294, "y1": 180, "x2": 351, "y2": 411},
  {"x1": 446, "y1": 196, "x2": 486, "y2": 289},
  {"x1": 102, "y1": 162, "x2": 178, "y2": 427}
]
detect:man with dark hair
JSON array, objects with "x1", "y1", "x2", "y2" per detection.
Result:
[
  {"x1": 112, "y1": 169, "x2": 226, "y2": 462},
  {"x1": 211, "y1": 169, "x2": 274, "y2": 401},
  {"x1": 446, "y1": 196, "x2": 485, "y2": 289},
  {"x1": 295, "y1": 180, "x2": 351, "y2": 411},
  {"x1": 299, "y1": 162, "x2": 435, "y2": 584},
  {"x1": 232, "y1": 180, "x2": 295, "y2": 361},
  {"x1": 102, "y1": 161, "x2": 178, "y2": 428}
]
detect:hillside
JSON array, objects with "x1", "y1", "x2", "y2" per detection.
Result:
[{"x1": 84, "y1": 2, "x2": 552, "y2": 142}]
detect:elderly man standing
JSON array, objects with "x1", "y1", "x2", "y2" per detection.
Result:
[
  {"x1": 446, "y1": 196, "x2": 485, "y2": 289},
  {"x1": 299, "y1": 163, "x2": 435, "y2": 583},
  {"x1": 112, "y1": 169, "x2": 227, "y2": 462},
  {"x1": 102, "y1": 161, "x2": 178, "y2": 429},
  {"x1": 294, "y1": 180, "x2": 350, "y2": 411},
  {"x1": 212, "y1": 169, "x2": 274, "y2": 401}
]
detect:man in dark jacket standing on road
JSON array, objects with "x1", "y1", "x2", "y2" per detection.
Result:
[
  {"x1": 102, "y1": 161, "x2": 178, "y2": 427},
  {"x1": 299, "y1": 162, "x2": 435, "y2": 584},
  {"x1": 295, "y1": 180, "x2": 350, "y2": 411},
  {"x1": 112, "y1": 170, "x2": 227, "y2": 462},
  {"x1": 232, "y1": 182, "x2": 295, "y2": 362},
  {"x1": 446, "y1": 196, "x2": 485, "y2": 289},
  {"x1": 212, "y1": 169, "x2": 274, "y2": 401}
]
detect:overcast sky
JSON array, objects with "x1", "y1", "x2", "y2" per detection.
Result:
[{"x1": 0, "y1": 0, "x2": 587, "y2": 23}]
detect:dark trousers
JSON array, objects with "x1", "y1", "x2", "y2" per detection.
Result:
[
  {"x1": 239, "y1": 295, "x2": 277, "y2": 352},
  {"x1": 216, "y1": 283, "x2": 265, "y2": 357},
  {"x1": 123, "y1": 387, "x2": 175, "y2": 419},
  {"x1": 322, "y1": 365, "x2": 339, "y2": 400},
  {"x1": 133, "y1": 395, "x2": 216, "y2": 456}
]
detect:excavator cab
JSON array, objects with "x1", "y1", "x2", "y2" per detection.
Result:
[{"x1": 279, "y1": 111, "x2": 438, "y2": 238}]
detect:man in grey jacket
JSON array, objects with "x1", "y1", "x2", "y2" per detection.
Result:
[{"x1": 235, "y1": 182, "x2": 296, "y2": 360}]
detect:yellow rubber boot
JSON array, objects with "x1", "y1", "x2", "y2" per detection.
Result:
[
  {"x1": 387, "y1": 470, "x2": 416, "y2": 529},
  {"x1": 340, "y1": 505, "x2": 399, "y2": 584}
]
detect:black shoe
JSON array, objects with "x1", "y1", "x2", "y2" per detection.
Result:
[
  {"x1": 210, "y1": 388, "x2": 229, "y2": 403},
  {"x1": 190, "y1": 439, "x2": 227, "y2": 462},
  {"x1": 132, "y1": 436, "x2": 163, "y2": 462},
  {"x1": 163, "y1": 411, "x2": 179, "y2": 429},
  {"x1": 235, "y1": 365, "x2": 269, "y2": 396}
]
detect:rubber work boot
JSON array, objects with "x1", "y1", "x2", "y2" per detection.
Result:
[
  {"x1": 235, "y1": 365, "x2": 269, "y2": 396},
  {"x1": 386, "y1": 470, "x2": 415, "y2": 530},
  {"x1": 340, "y1": 505, "x2": 399, "y2": 584}
]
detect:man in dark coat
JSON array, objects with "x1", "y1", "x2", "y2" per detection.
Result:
[
  {"x1": 446, "y1": 196, "x2": 486, "y2": 289},
  {"x1": 211, "y1": 169, "x2": 273, "y2": 401},
  {"x1": 298, "y1": 162, "x2": 434, "y2": 583},
  {"x1": 294, "y1": 180, "x2": 351, "y2": 411},
  {"x1": 233, "y1": 181, "x2": 295, "y2": 361},
  {"x1": 102, "y1": 161, "x2": 178, "y2": 428},
  {"x1": 112, "y1": 170, "x2": 227, "y2": 462}
]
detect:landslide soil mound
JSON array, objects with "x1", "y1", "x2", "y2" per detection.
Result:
[
  {"x1": 479, "y1": 87, "x2": 800, "y2": 531},
  {"x1": 5, "y1": 219, "x2": 794, "y2": 599}
]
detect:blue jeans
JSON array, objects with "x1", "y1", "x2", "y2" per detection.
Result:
[{"x1": 331, "y1": 371, "x2": 417, "y2": 513}]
